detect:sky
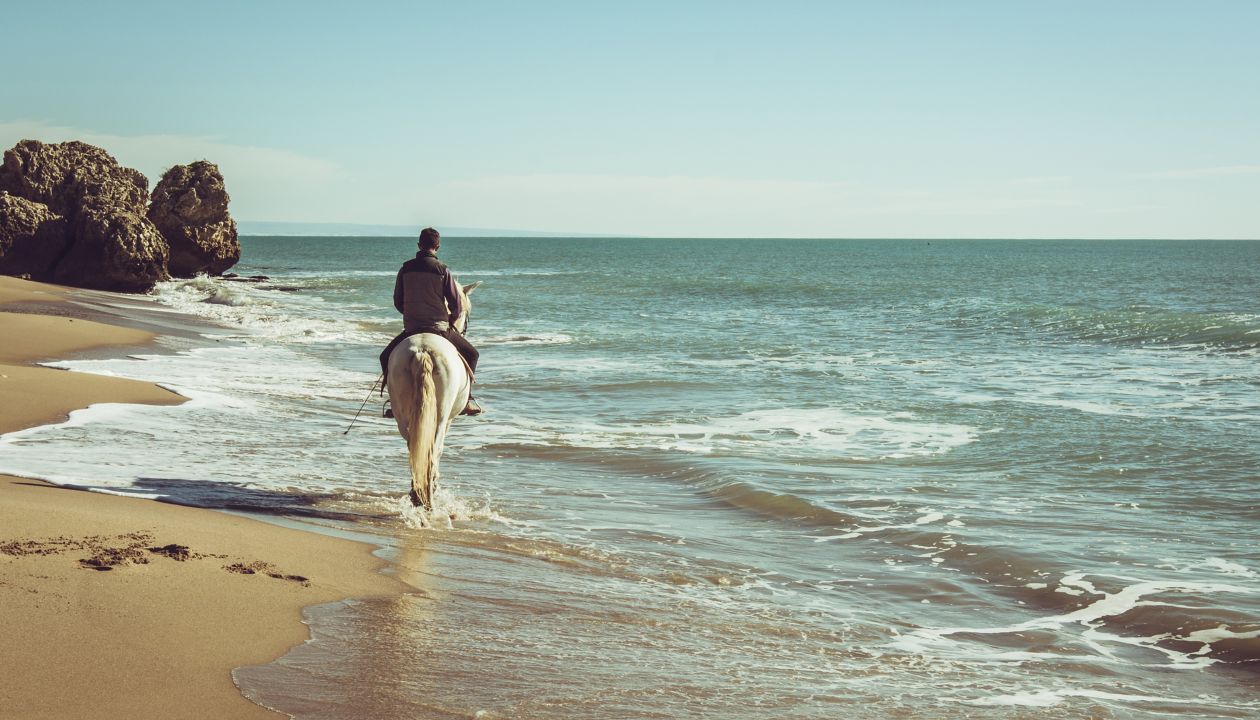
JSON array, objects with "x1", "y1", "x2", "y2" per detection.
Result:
[{"x1": 2, "y1": 0, "x2": 1257, "y2": 238}]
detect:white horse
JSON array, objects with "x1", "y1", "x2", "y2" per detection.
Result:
[{"x1": 386, "y1": 281, "x2": 480, "y2": 510}]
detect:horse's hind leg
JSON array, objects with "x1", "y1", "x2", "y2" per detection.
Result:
[{"x1": 387, "y1": 363, "x2": 415, "y2": 441}]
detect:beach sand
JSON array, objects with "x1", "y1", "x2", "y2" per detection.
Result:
[{"x1": 0, "y1": 276, "x2": 406, "y2": 719}]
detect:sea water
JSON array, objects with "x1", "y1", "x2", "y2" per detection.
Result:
[{"x1": 2, "y1": 238, "x2": 1258, "y2": 718}]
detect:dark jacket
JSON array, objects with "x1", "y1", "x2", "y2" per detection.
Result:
[{"x1": 393, "y1": 251, "x2": 463, "y2": 332}]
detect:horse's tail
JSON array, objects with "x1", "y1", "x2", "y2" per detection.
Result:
[{"x1": 407, "y1": 350, "x2": 438, "y2": 509}]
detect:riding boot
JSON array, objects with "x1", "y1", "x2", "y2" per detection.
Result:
[{"x1": 460, "y1": 396, "x2": 483, "y2": 416}]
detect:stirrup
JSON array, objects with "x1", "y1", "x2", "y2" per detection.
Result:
[
  {"x1": 460, "y1": 398, "x2": 483, "y2": 417},
  {"x1": 382, "y1": 401, "x2": 394, "y2": 419}
]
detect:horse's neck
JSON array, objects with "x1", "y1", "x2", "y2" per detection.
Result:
[{"x1": 454, "y1": 301, "x2": 469, "y2": 333}]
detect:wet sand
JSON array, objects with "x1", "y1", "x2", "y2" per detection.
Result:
[{"x1": 0, "y1": 276, "x2": 407, "y2": 719}]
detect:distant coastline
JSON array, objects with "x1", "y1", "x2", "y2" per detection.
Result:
[
  {"x1": 236, "y1": 223, "x2": 1260, "y2": 241},
  {"x1": 236, "y1": 220, "x2": 629, "y2": 238}
]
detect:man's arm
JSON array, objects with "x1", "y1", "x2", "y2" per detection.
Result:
[
  {"x1": 444, "y1": 270, "x2": 464, "y2": 328},
  {"x1": 393, "y1": 269, "x2": 406, "y2": 314}
]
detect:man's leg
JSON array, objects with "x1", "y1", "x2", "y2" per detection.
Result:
[
  {"x1": 380, "y1": 330, "x2": 412, "y2": 390},
  {"x1": 445, "y1": 329, "x2": 482, "y2": 415},
  {"x1": 444, "y1": 329, "x2": 479, "y2": 373}
]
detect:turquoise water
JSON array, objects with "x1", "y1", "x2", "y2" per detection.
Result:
[{"x1": 3, "y1": 238, "x2": 1258, "y2": 717}]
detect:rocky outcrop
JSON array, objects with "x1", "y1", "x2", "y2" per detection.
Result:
[
  {"x1": 55, "y1": 205, "x2": 170, "y2": 292},
  {"x1": 0, "y1": 140, "x2": 167, "y2": 291},
  {"x1": 0, "y1": 139, "x2": 237, "y2": 292},
  {"x1": 148, "y1": 161, "x2": 240, "y2": 277},
  {"x1": 0, "y1": 193, "x2": 68, "y2": 278},
  {"x1": 0, "y1": 140, "x2": 148, "y2": 216}
]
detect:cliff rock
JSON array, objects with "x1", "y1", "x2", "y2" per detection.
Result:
[
  {"x1": 148, "y1": 161, "x2": 240, "y2": 276},
  {"x1": 0, "y1": 139, "x2": 148, "y2": 216},
  {"x1": 0, "y1": 140, "x2": 170, "y2": 291},
  {"x1": 54, "y1": 205, "x2": 170, "y2": 292},
  {"x1": 0, "y1": 192, "x2": 68, "y2": 278}
]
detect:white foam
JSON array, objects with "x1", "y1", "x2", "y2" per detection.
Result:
[
  {"x1": 965, "y1": 690, "x2": 1062, "y2": 707},
  {"x1": 394, "y1": 486, "x2": 510, "y2": 530},
  {"x1": 963, "y1": 687, "x2": 1216, "y2": 708},
  {"x1": 152, "y1": 277, "x2": 385, "y2": 345},
  {"x1": 1, "y1": 401, "x2": 150, "y2": 443},
  {"x1": 459, "y1": 406, "x2": 977, "y2": 462},
  {"x1": 1184, "y1": 624, "x2": 1260, "y2": 644},
  {"x1": 1059, "y1": 572, "x2": 1100, "y2": 596},
  {"x1": 1203, "y1": 557, "x2": 1258, "y2": 579},
  {"x1": 202, "y1": 286, "x2": 255, "y2": 306},
  {"x1": 0, "y1": 335, "x2": 413, "y2": 501},
  {"x1": 894, "y1": 573, "x2": 1256, "y2": 670},
  {"x1": 813, "y1": 532, "x2": 861, "y2": 543},
  {"x1": 636, "y1": 407, "x2": 975, "y2": 460}
]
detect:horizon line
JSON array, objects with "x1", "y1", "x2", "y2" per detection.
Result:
[
  {"x1": 238, "y1": 234, "x2": 1259, "y2": 241},
  {"x1": 235, "y1": 220, "x2": 1259, "y2": 242}
]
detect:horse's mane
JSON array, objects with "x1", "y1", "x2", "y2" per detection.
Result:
[{"x1": 453, "y1": 281, "x2": 481, "y2": 334}]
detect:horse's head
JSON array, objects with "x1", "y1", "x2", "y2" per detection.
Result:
[{"x1": 452, "y1": 281, "x2": 482, "y2": 334}]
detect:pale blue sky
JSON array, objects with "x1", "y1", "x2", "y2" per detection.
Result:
[{"x1": 3, "y1": 1, "x2": 1257, "y2": 237}]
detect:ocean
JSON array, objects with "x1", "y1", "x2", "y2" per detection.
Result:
[{"x1": 2, "y1": 237, "x2": 1258, "y2": 718}]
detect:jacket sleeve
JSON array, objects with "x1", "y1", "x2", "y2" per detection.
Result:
[
  {"x1": 393, "y1": 269, "x2": 405, "y2": 314},
  {"x1": 444, "y1": 270, "x2": 463, "y2": 325}
]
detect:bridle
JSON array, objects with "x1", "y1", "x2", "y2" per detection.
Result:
[{"x1": 458, "y1": 299, "x2": 471, "y2": 335}]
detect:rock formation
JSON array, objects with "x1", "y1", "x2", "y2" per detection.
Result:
[
  {"x1": 148, "y1": 161, "x2": 240, "y2": 277},
  {"x1": 0, "y1": 139, "x2": 238, "y2": 292},
  {"x1": 0, "y1": 193, "x2": 68, "y2": 278},
  {"x1": 56, "y1": 205, "x2": 170, "y2": 292},
  {"x1": 0, "y1": 140, "x2": 149, "y2": 217}
]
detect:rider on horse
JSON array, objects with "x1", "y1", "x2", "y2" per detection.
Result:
[{"x1": 380, "y1": 227, "x2": 482, "y2": 416}]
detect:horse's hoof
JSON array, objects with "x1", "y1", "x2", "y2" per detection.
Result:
[{"x1": 408, "y1": 490, "x2": 423, "y2": 507}]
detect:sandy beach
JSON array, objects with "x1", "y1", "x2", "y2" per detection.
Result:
[{"x1": 0, "y1": 276, "x2": 406, "y2": 719}]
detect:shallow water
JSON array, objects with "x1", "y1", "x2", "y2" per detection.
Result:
[{"x1": 3, "y1": 238, "x2": 1258, "y2": 718}]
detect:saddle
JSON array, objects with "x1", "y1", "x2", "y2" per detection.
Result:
[{"x1": 381, "y1": 330, "x2": 474, "y2": 393}]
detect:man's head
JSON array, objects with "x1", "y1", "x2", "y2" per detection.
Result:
[{"x1": 418, "y1": 227, "x2": 441, "y2": 252}]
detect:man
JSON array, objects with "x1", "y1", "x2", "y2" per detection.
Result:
[{"x1": 380, "y1": 227, "x2": 482, "y2": 416}]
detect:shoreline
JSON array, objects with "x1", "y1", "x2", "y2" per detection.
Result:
[{"x1": 0, "y1": 276, "x2": 409, "y2": 719}]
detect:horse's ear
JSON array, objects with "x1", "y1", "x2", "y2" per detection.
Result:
[{"x1": 463, "y1": 281, "x2": 482, "y2": 295}]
